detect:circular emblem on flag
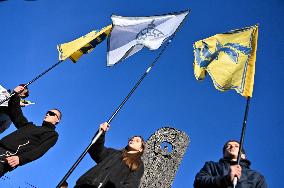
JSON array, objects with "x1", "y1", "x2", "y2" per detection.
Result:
[{"x1": 136, "y1": 20, "x2": 164, "y2": 43}]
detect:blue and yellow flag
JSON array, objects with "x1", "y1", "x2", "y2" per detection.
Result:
[
  {"x1": 193, "y1": 25, "x2": 258, "y2": 97},
  {"x1": 57, "y1": 25, "x2": 112, "y2": 63}
]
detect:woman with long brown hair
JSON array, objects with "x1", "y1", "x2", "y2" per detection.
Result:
[{"x1": 75, "y1": 122, "x2": 145, "y2": 188}]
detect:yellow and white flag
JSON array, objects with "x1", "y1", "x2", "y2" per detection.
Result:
[
  {"x1": 57, "y1": 25, "x2": 112, "y2": 63},
  {"x1": 193, "y1": 25, "x2": 258, "y2": 97}
]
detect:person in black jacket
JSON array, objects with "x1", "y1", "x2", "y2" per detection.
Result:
[
  {"x1": 0, "y1": 84, "x2": 30, "y2": 133},
  {"x1": 75, "y1": 122, "x2": 145, "y2": 188},
  {"x1": 0, "y1": 85, "x2": 62, "y2": 177},
  {"x1": 194, "y1": 140, "x2": 267, "y2": 188}
]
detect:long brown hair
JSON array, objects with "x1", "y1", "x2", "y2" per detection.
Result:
[{"x1": 122, "y1": 136, "x2": 145, "y2": 171}]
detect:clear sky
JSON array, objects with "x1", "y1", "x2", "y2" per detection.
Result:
[{"x1": 0, "y1": 0, "x2": 283, "y2": 187}]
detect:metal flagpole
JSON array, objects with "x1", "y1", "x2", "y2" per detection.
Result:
[
  {"x1": 233, "y1": 96, "x2": 251, "y2": 188},
  {"x1": 56, "y1": 10, "x2": 190, "y2": 188},
  {"x1": 0, "y1": 60, "x2": 64, "y2": 105}
]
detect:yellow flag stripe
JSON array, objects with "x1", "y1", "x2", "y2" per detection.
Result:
[{"x1": 57, "y1": 25, "x2": 112, "y2": 63}]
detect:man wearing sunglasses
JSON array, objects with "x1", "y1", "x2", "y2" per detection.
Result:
[{"x1": 0, "y1": 85, "x2": 61, "y2": 177}]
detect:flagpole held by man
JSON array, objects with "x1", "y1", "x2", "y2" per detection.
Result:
[
  {"x1": 0, "y1": 85, "x2": 62, "y2": 177},
  {"x1": 0, "y1": 84, "x2": 34, "y2": 134},
  {"x1": 0, "y1": 25, "x2": 112, "y2": 107},
  {"x1": 194, "y1": 140, "x2": 267, "y2": 188},
  {"x1": 193, "y1": 25, "x2": 260, "y2": 187}
]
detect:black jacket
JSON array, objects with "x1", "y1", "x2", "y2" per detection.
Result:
[
  {"x1": 0, "y1": 94, "x2": 58, "y2": 165},
  {"x1": 194, "y1": 158, "x2": 267, "y2": 188},
  {"x1": 75, "y1": 133, "x2": 144, "y2": 188}
]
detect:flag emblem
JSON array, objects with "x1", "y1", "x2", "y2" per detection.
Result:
[
  {"x1": 195, "y1": 41, "x2": 251, "y2": 67},
  {"x1": 136, "y1": 20, "x2": 165, "y2": 42},
  {"x1": 193, "y1": 25, "x2": 258, "y2": 97},
  {"x1": 107, "y1": 10, "x2": 189, "y2": 66}
]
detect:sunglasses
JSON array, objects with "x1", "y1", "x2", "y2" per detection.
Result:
[{"x1": 46, "y1": 111, "x2": 59, "y2": 119}]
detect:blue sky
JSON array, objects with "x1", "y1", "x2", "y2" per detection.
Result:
[{"x1": 0, "y1": 0, "x2": 283, "y2": 187}]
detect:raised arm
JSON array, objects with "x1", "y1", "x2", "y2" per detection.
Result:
[
  {"x1": 7, "y1": 86, "x2": 29, "y2": 129},
  {"x1": 88, "y1": 122, "x2": 112, "y2": 163}
]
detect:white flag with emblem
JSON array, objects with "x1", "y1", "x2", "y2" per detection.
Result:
[{"x1": 107, "y1": 10, "x2": 189, "y2": 66}]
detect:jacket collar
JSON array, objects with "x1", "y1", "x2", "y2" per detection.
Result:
[
  {"x1": 42, "y1": 121, "x2": 56, "y2": 130},
  {"x1": 220, "y1": 158, "x2": 251, "y2": 168}
]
